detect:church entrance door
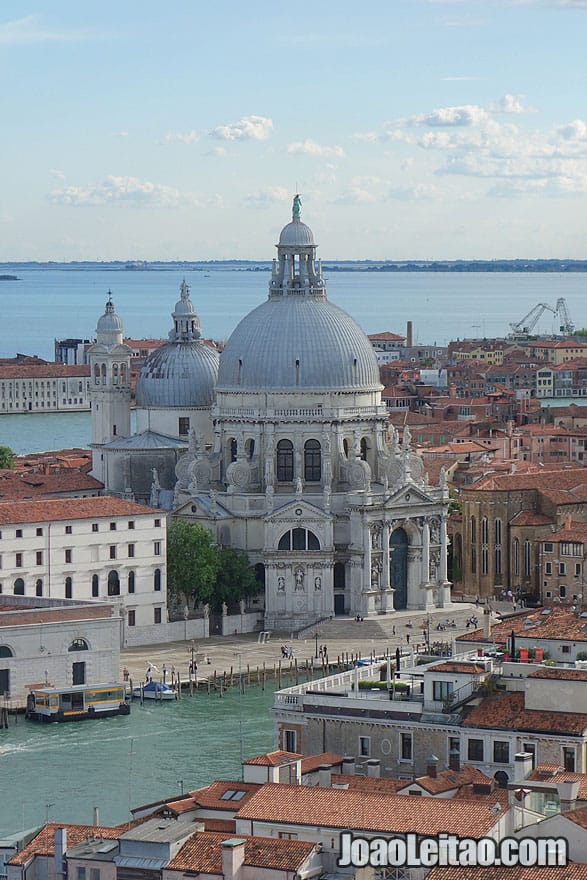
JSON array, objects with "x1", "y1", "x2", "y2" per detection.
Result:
[{"x1": 390, "y1": 528, "x2": 408, "y2": 610}]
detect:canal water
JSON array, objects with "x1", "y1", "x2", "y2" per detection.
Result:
[{"x1": 0, "y1": 683, "x2": 276, "y2": 835}]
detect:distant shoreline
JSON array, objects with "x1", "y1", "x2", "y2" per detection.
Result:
[{"x1": 0, "y1": 260, "x2": 587, "y2": 273}]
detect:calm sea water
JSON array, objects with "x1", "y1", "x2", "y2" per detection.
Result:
[
  {"x1": 0, "y1": 684, "x2": 275, "y2": 836},
  {"x1": 0, "y1": 267, "x2": 586, "y2": 362}
]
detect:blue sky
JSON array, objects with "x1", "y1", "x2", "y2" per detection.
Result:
[{"x1": 3, "y1": 0, "x2": 587, "y2": 260}]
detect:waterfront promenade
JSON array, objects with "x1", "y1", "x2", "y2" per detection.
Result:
[{"x1": 120, "y1": 602, "x2": 496, "y2": 690}]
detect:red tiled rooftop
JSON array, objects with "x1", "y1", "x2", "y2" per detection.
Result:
[
  {"x1": 457, "y1": 606, "x2": 587, "y2": 645},
  {"x1": 528, "y1": 667, "x2": 587, "y2": 682},
  {"x1": 236, "y1": 783, "x2": 503, "y2": 836},
  {"x1": 8, "y1": 822, "x2": 140, "y2": 866},
  {"x1": 527, "y1": 767, "x2": 587, "y2": 799},
  {"x1": 463, "y1": 692, "x2": 587, "y2": 735},
  {"x1": 244, "y1": 750, "x2": 300, "y2": 767},
  {"x1": 0, "y1": 496, "x2": 161, "y2": 524},
  {"x1": 190, "y1": 780, "x2": 261, "y2": 811},
  {"x1": 426, "y1": 662, "x2": 486, "y2": 674},
  {"x1": 167, "y1": 830, "x2": 315, "y2": 874},
  {"x1": 300, "y1": 752, "x2": 343, "y2": 774},
  {"x1": 427, "y1": 865, "x2": 587, "y2": 880}
]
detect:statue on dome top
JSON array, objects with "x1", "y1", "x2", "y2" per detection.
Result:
[{"x1": 292, "y1": 193, "x2": 302, "y2": 221}]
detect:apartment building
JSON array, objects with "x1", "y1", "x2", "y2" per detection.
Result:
[{"x1": 0, "y1": 363, "x2": 91, "y2": 413}]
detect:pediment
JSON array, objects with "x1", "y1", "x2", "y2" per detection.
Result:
[
  {"x1": 384, "y1": 484, "x2": 437, "y2": 508},
  {"x1": 174, "y1": 494, "x2": 232, "y2": 519},
  {"x1": 265, "y1": 497, "x2": 331, "y2": 523}
]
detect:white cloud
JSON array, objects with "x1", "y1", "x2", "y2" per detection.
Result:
[
  {"x1": 162, "y1": 130, "x2": 200, "y2": 145},
  {"x1": 557, "y1": 119, "x2": 587, "y2": 140},
  {"x1": 334, "y1": 187, "x2": 382, "y2": 205},
  {"x1": 491, "y1": 93, "x2": 532, "y2": 114},
  {"x1": 414, "y1": 104, "x2": 489, "y2": 127},
  {"x1": 48, "y1": 175, "x2": 209, "y2": 208},
  {"x1": 48, "y1": 169, "x2": 66, "y2": 181},
  {"x1": 245, "y1": 187, "x2": 290, "y2": 207},
  {"x1": 0, "y1": 14, "x2": 92, "y2": 44},
  {"x1": 388, "y1": 183, "x2": 440, "y2": 200},
  {"x1": 206, "y1": 146, "x2": 227, "y2": 157},
  {"x1": 286, "y1": 140, "x2": 345, "y2": 158},
  {"x1": 211, "y1": 115, "x2": 273, "y2": 141}
]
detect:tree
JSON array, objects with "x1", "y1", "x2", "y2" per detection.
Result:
[
  {"x1": 166, "y1": 520, "x2": 220, "y2": 608},
  {"x1": 213, "y1": 547, "x2": 261, "y2": 610},
  {"x1": 0, "y1": 446, "x2": 15, "y2": 469}
]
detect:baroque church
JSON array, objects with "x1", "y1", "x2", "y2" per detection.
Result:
[{"x1": 89, "y1": 198, "x2": 451, "y2": 629}]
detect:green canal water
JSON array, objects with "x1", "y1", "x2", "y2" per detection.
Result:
[{"x1": 0, "y1": 684, "x2": 277, "y2": 836}]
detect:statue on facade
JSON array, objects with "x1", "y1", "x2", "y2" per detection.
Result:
[
  {"x1": 149, "y1": 468, "x2": 160, "y2": 508},
  {"x1": 277, "y1": 576, "x2": 286, "y2": 592},
  {"x1": 295, "y1": 476, "x2": 303, "y2": 497},
  {"x1": 222, "y1": 602, "x2": 228, "y2": 617},
  {"x1": 314, "y1": 576, "x2": 322, "y2": 591},
  {"x1": 294, "y1": 567, "x2": 305, "y2": 591}
]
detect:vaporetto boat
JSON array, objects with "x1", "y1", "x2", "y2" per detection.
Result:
[{"x1": 25, "y1": 683, "x2": 129, "y2": 721}]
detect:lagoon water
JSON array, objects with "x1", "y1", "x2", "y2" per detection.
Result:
[
  {"x1": 0, "y1": 684, "x2": 275, "y2": 836},
  {"x1": 1, "y1": 266, "x2": 587, "y2": 362}
]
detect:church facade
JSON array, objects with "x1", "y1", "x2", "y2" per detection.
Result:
[{"x1": 90, "y1": 199, "x2": 451, "y2": 629}]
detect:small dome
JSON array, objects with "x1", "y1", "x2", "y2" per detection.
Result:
[
  {"x1": 96, "y1": 296, "x2": 124, "y2": 345},
  {"x1": 136, "y1": 341, "x2": 219, "y2": 408},
  {"x1": 278, "y1": 220, "x2": 315, "y2": 247}
]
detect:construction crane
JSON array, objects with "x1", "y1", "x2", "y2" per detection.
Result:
[{"x1": 509, "y1": 297, "x2": 575, "y2": 339}]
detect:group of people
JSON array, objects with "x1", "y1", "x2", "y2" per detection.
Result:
[
  {"x1": 435, "y1": 619, "x2": 457, "y2": 631},
  {"x1": 354, "y1": 614, "x2": 365, "y2": 622},
  {"x1": 465, "y1": 615, "x2": 479, "y2": 629},
  {"x1": 280, "y1": 645, "x2": 294, "y2": 659}
]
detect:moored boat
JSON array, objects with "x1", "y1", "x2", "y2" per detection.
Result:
[
  {"x1": 132, "y1": 680, "x2": 177, "y2": 701},
  {"x1": 25, "y1": 683, "x2": 129, "y2": 722}
]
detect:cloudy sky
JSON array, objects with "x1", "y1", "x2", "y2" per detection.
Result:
[{"x1": 3, "y1": 0, "x2": 587, "y2": 260}]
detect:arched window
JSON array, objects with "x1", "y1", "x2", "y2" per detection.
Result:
[
  {"x1": 101, "y1": 363, "x2": 106, "y2": 385},
  {"x1": 229, "y1": 438, "x2": 238, "y2": 463},
  {"x1": 120, "y1": 363, "x2": 127, "y2": 384},
  {"x1": 93, "y1": 364, "x2": 100, "y2": 385},
  {"x1": 360, "y1": 438, "x2": 368, "y2": 462},
  {"x1": 112, "y1": 363, "x2": 119, "y2": 385},
  {"x1": 65, "y1": 576, "x2": 73, "y2": 598},
  {"x1": 91, "y1": 574, "x2": 99, "y2": 597},
  {"x1": 278, "y1": 529, "x2": 320, "y2": 551},
  {"x1": 470, "y1": 516, "x2": 477, "y2": 575},
  {"x1": 107, "y1": 570, "x2": 120, "y2": 596},
  {"x1": 13, "y1": 578, "x2": 24, "y2": 596},
  {"x1": 128, "y1": 571, "x2": 135, "y2": 593},
  {"x1": 277, "y1": 439, "x2": 294, "y2": 482},
  {"x1": 304, "y1": 439, "x2": 321, "y2": 482},
  {"x1": 513, "y1": 539, "x2": 520, "y2": 577},
  {"x1": 154, "y1": 568, "x2": 161, "y2": 591},
  {"x1": 494, "y1": 518, "x2": 502, "y2": 576},
  {"x1": 245, "y1": 439, "x2": 255, "y2": 461},
  {"x1": 343, "y1": 439, "x2": 349, "y2": 458},
  {"x1": 0, "y1": 645, "x2": 13, "y2": 658},
  {"x1": 35, "y1": 579, "x2": 43, "y2": 597},
  {"x1": 481, "y1": 517, "x2": 488, "y2": 576},
  {"x1": 68, "y1": 638, "x2": 89, "y2": 651},
  {"x1": 523, "y1": 540, "x2": 531, "y2": 577}
]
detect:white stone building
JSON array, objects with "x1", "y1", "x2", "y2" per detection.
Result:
[
  {"x1": 0, "y1": 497, "x2": 166, "y2": 636},
  {"x1": 0, "y1": 595, "x2": 121, "y2": 701},
  {"x1": 90, "y1": 199, "x2": 451, "y2": 630}
]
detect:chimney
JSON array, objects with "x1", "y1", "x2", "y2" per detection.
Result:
[
  {"x1": 92, "y1": 807, "x2": 99, "y2": 827},
  {"x1": 406, "y1": 321, "x2": 413, "y2": 349},
  {"x1": 53, "y1": 828, "x2": 67, "y2": 880},
  {"x1": 483, "y1": 607, "x2": 492, "y2": 640},
  {"x1": 514, "y1": 752, "x2": 533, "y2": 782},
  {"x1": 565, "y1": 514, "x2": 572, "y2": 530},
  {"x1": 318, "y1": 765, "x2": 332, "y2": 788},
  {"x1": 342, "y1": 756, "x2": 355, "y2": 776},
  {"x1": 449, "y1": 383, "x2": 457, "y2": 399},
  {"x1": 448, "y1": 749, "x2": 460, "y2": 772},
  {"x1": 426, "y1": 755, "x2": 439, "y2": 779},
  {"x1": 557, "y1": 780, "x2": 580, "y2": 813},
  {"x1": 366, "y1": 759, "x2": 381, "y2": 778},
  {"x1": 221, "y1": 838, "x2": 246, "y2": 880}
]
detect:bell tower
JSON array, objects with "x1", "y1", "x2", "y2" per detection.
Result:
[{"x1": 88, "y1": 294, "x2": 132, "y2": 484}]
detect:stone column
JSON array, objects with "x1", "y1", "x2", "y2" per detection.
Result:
[
  {"x1": 422, "y1": 519, "x2": 430, "y2": 586},
  {"x1": 440, "y1": 514, "x2": 449, "y2": 583},
  {"x1": 363, "y1": 520, "x2": 371, "y2": 602},
  {"x1": 382, "y1": 521, "x2": 391, "y2": 588}
]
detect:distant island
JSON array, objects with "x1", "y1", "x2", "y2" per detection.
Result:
[{"x1": 1, "y1": 260, "x2": 587, "y2": 273}]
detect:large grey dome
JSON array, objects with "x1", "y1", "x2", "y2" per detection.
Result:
[
  {"x1": 136, "y1": 341, "x2": 219, "y2": 407},
  {"x1": 217, "y1": 296, "x2": 381, "y2": 391}
]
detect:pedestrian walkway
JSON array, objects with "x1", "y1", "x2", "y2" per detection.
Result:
[{"x1": 120, "y1": 602, "x2": 488, "y2": 689}]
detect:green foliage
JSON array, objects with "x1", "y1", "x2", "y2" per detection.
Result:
[
  {"x1": 576, "y1": 651, "x2": 587, "y2": 660},
  {"x1": 358, "y1": 679, "x2": 409, "y2": 691},
  {"x1": 214, "y1": 546, "x2": 260, "y2": 611},
  {"x1": 166, "y1": 520, "x2": 220, "y2": 607},
  {"x1": 0, "y1": 446, "x2": 15, "y2": 469}
]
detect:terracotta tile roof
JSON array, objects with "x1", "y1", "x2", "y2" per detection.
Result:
[
  {"x1": 457, "y1": 606, "x2": 587, "y2": 645},
  {"x1": 0, "y1": 364, "x2": 90, "y2": 379},
  {"x1": 236, "y1": 783, "x2": 503, "y2": 836},
  {"x1": 300, "y1": 752, "x2": 343, "y2": 774},
  {"x1": 166, "y1": 830, "x2": 315, "y2": 874},
  {"x1": 528, "y1": 667, "x2": 587, "y2": 682},
  {"x1": 332, "y1": 774, "x2": 406, "y2": 794},
  {"x1": 452, "y1": 785, "x2": 510, "y2": 807},
  {"x1": 466, "y1": 466, "x2": 587, "y2": 493},
  {"x1": 402, "y1": 764, "x2": 493, "y2": 796},
  {"x1": 463, "y1": 692, "x2": 587, "y2": 735},
  {"x1": 0, "y1": 470, "x2": 102, "y2": 501},
  {"x1": 510, "y1": 510, "x2": 555, "y2": 526},
  {"x1": 0, "y1": 496, "x2": 160, "y2": 524},
  {"x1": 368, "y1": 331, "x2": 406, "y2": 342},
  {"x1": 427, "y1": 865, "x2": 587, "y2": 880},
  {"x1": 427, "y1": 662, "x2": 486, "y2": 674},
  {"x1": 566, "y1": 804, "x2": 587, "y2": 829},
  {"x1": 545, "y1": 522, "x2": 587, "y2": 542},
  {"x1": 8, "y1": 821, "x2": 138, "y2": 866},
  {"x1": 527, "y1": 768, "x2": 587, "y2": 799},
  {"x1": 190, "y1": 780, "x2": 261, "y2": 811},
  {"x1": 244, "y1": 750, "x2": 300, "y2": 767},
  {"x1": 165, "y1": 796, "x2": 198, "y2": 814},
  {"x1": 202, "y1": 818, "x2": 236, "y2": 833}
]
